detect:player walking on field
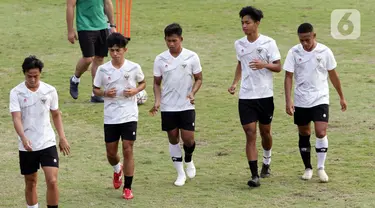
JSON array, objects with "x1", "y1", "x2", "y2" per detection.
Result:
[
  {"x1": 150, "y1": 23, "x2": 203, "y2": 187},
  {"x1": 228, "y1": 6, "x2": 282, "y2": 187},
  {"x1": 93, "y1": 33, "x2": 146, "y2": 199},
  {"x1": 10, "y1": 56, "x2": 71, "y2": 208},
  {"x1": 284, "y1": 23, "x2": 347, "y2": 182}
]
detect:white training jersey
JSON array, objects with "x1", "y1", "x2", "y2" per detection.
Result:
[
  {"x1": 153, "y1": 48, "x2": 202, "y2": 112},
  {"x1": 235, "y1": 34, "x2": 281, "y2": 99},
  {"x1": 94, "y1": 60, "x2": 145, "y2": 124},
  {"x1": 283, "y1": 43, "x2": 337, "y2": 108},
  {"x1": 9, "y1": 81, "x2": 59, "y2": 151}
]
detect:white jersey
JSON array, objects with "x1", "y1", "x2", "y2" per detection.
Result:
[
  {"x1": 94, "y1": 60, "x2": 145, "y2": 124},
  {"x1": 154, "y1": 48, "x2": 202, "y2": 112},
  {"x1": 9, "y1": 81, "x2": 59, "y2": 151},
  {"x1": 235, "y1": 34, "x2": 281, "y2": 99},
  {"x1": 283, "y1": 43, "x2": 337, "y2": 108}
]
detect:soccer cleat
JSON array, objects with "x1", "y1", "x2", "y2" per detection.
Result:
[
  {"x1": 69, "y1": 76, "x2": 79, "y2": 99},
  {"x1": 317, "y1": 168, "x2": 329, "y2": 183},
  {"x1": 122, "y1": 188, "x2": 134, "y2": 200},
  {"x1": 301, "y1": 168, "x2": 313, "y2": 180},
  {"x1": 113, "y1": 164, "x2": 123, "y2": 189},
  {"x1": 260, "y1": 163, "x2": 271, "y2": 178},
  {"x1": 90, "y1": 95, "x2": 104, "y2": 103},
  {"x1": 247, "y1": 176, "x2": 261, "y2": 187},
  {"x1": 174, "y1": 174, "x2": 186, "y2": 186},
  {"x1": 185, "y1": 161, "x2": 196, "y2": 179}
]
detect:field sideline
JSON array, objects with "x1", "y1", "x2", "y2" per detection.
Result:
[{"x1": 0, "y1": 0, "x2": 374, "y2": 207}]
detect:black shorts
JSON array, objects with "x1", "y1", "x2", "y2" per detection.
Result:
[
  {"x1": 78, "y1": 29, "x2": 109, "y2": 58},
  {"x1": 104, "y1": 122, "x2": 137, "y2": 143},
  {"x1": 238, "y1": 97, "x2": 274, "y2": 125},
  {"x1": 19, "y1": 145, "x2": 59, "y2": 175},
  {"x1": 294, "y1": 104, "x2": 329, "y2": 126},
  {"x1": 161, "y1": 110, "x2": 195, "y2": 131}
]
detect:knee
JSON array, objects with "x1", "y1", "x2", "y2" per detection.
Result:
[
  {"x1": 316, "y1": 130, "x2": 326, "y2": 139},
  {"x1": 93, "y1": 56, "x2": 104, "y2": 63},
  {"x1": 82, "y1": 57, "x2": 94, "y2": 65},
  {"x1": 25, "y1": 177, "x2": 37, "y2": 189},
  {"x1": 259, "y1": 129, "x2": 271, "y2": 139},
  {"x1": 46, "y1": 177, "x2": 58, "y2": 188},
  {"x1": 106, "y1": 150, "x2": 117, "y2": 160},
  {"x1": 122, "y1": 143, "x2": 134, "y2": 156}
]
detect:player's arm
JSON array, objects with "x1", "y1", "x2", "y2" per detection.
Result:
[
  {"x1": 328, "y1": 69, "x2": 347, "y2": 111},
  {"x1": 284, "y1": 71, "x2": 294, "y2": 116},
  {"x1": 264, "y1": 60, "x2": 281, "y2": 72},
  {"x1": 51, "y1": 109, "x2": 70, "y2": 156},
  {"x1": 66, "y1": 0, "x2": 77, "y2": 44},
  {"x1": 228, "y1": 61, "x2": 241, "y2": 94},
  {"x1": 150, "y1": 76, "x2": 162, "y2": 116},
  {"x1": 191, "y1": 72, "x2": 202, "y2": 95},
  {"x1": 11, "y1": 112, "x2": 32, "y2": 151},
  {"x1": 104, "y1": 0, "x2": 115, "y2": 26}
]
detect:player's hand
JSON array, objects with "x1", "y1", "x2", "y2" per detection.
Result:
[
  {"x1": 105, "y1": 88, "x2": 117, "y2": 98},
  {"x1": 286, "y1": 101, "x2": 295, "y2": 116},
  {"x1": 59, "y1": 137, "x2": 70, "y2": 156},
  {"x1": 149, "y1": 102, "x2": 160, "y2": 116},
  {"x1": 21, "y1": 138, "x2": 32, "y2": 151},
  {"x1": 249, "y1": 59, "x2": 266, "y2": 70},
  {"x1": 123, "y1": 88, "x2": 139, "y2": 97},
  {"x1": 187, "y1": 92, "x2": 195, "y2": 104},
  {"x1": 228, "y1": 84, "x2": 236, "y2": 95},
  {"x1": 340, "y1": 98, "x2": 347, "y2": 112},
  {"x1": 110, "y1": 27, "x2": 117, "y2": 34},
  {"x1": 68, "y1": 30, "x2": 78, "y2": 44}
]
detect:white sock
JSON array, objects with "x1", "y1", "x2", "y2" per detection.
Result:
[
  {"x1": 169, "y1": 143, "x2": 184, "y2": 176},
  {"x1": 316, "y1": 136, "x2": 328, "y2": 169},
  {"x1": 113, "y1": 163, "x2": 121, "y2": 173},
  {"x1": 72, "y1": 75, "x2": 80, "y2": 83},
  {"x1": 27, "y1": 203, "x2": 39, "y2": 208},
  {"x1": 92, "y1": 91, "x2": 95, "y2": 97},
  {"x1": 263, "y1": 149, "x2": 272, "y2": 165}
]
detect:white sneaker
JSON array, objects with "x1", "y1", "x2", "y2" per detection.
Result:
[
  {"x1": 302, "y1": 168, "x2": 313, "y2": 180},
  {"x1": 174, "y1": 174, "x2": 186, "y2": 186},
  {"x1": 185, "y1": 161, "x2": 196, "y2": 179},
  {"x1": 317, "y1": 168, "x2": 329, "y2": 183}
]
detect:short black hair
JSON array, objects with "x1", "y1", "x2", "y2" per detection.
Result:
[
  {"x1": 298, "y1": 23, "x2": 314, "y2": 33},
  {"x1": 239, "y1": 6, "x2": 264, "y2": 22},
  {"x1": 107, "y1": 32, "x2": 128, "y2": 48},
  {"x1": 164, "y1": 23, "x2": 182, "y2": 37},
  {"x1": 22, "y1": 55, "x2": 44, "y2": 74}
]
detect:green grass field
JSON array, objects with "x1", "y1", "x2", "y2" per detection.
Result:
[{"x1": 1, "y1": 0, "x2": 374, "y2": 207}]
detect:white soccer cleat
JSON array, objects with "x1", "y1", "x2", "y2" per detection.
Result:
[
  {"x1": 317, "y1": 168, "x2": 329, "y2": 183},
  {"x1": 185, "y1": 161, "x2": 196, "y2": 179},
  {"x1": 174, "y1": 174, "x2": 186, "y2": 186},
  {"x1": 302, "y1": 168, "x2": 313, "y2": 180}
]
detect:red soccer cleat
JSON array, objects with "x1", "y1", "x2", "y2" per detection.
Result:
[
  {"x1": 122, "y1": 188, "x2": 134, "y2": 200},
  {"x1": 113, "y1": 164, "x2": 123, "y2": 189}
]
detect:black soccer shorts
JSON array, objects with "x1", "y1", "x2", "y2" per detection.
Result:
[{"x1": 238, "y1": 97, "x2": 274, "y2": 125}]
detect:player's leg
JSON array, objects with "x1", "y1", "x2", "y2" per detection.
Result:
[
  {"x1": 120, "y1": 122, "x2": 136, "y2": 200},
  {"x1": 295, "y1": 106, "x2": 313, "y2": 180},
  {"x1": 239, "y1": 99, "x2": 260, "y2": 187},
  {"x1": 104, "y1": 124, "x2": 123, "y2": 189},
  {"x1": 20, "y1": 150, "x2": 40, "y2": 208},
  {"x1": 90, "y1": 29, "x2": 109, "y2": 103},
  {"x1": 313, "y1": 104, "x2": 329, "y2": 182},
  {"x1": 258, "y1": 97, "x2": 274, "y2": 178},
  {"x1": 179, "y1": 110, "x2": 196, "y2": 179},
  {"x1": 162, "y1": 111, "x2": 186, "y2": 186},
  {"x1": 70, "y1": 31, "x2": 95, "y2": 99},
  {"x1": 40, "y1": 146, "x2": 60, "y2": 208}
]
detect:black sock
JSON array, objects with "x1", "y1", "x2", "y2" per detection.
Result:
[
  {"x1": 47, "y1": 206, "x2": 58, "y2": 208},
  {"x1": 299, "y1": 134, "x2": 312, "y2": 169},
  {"x1": 124, "y1": 176, "x2": 133, "y2": 189},
  {"x1": 183, "y1": 142, "x2": 196, "y2": 163},
  {"x1": 248, "y1": 160, "x2": 258, "y2": 178}
]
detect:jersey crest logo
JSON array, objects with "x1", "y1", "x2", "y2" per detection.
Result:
[
  {"x1": 182, "y1": 63, "x2": 187, "y2": 68},
  {"x1": 165, "y1": 64, "x2": 168, "y2": 68},
  {"x1": 108, "y1": 76, "x2": 111, "y2": 81},
  {"x1": 41, "y1": 97, "x2": 47, "y2": 104},
  {"x1": 257, "y1": 47, "x2": 263, "y2": 54},
  {"x1": 124, "y1": 73, "x2": 130, "y2": 80}
]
